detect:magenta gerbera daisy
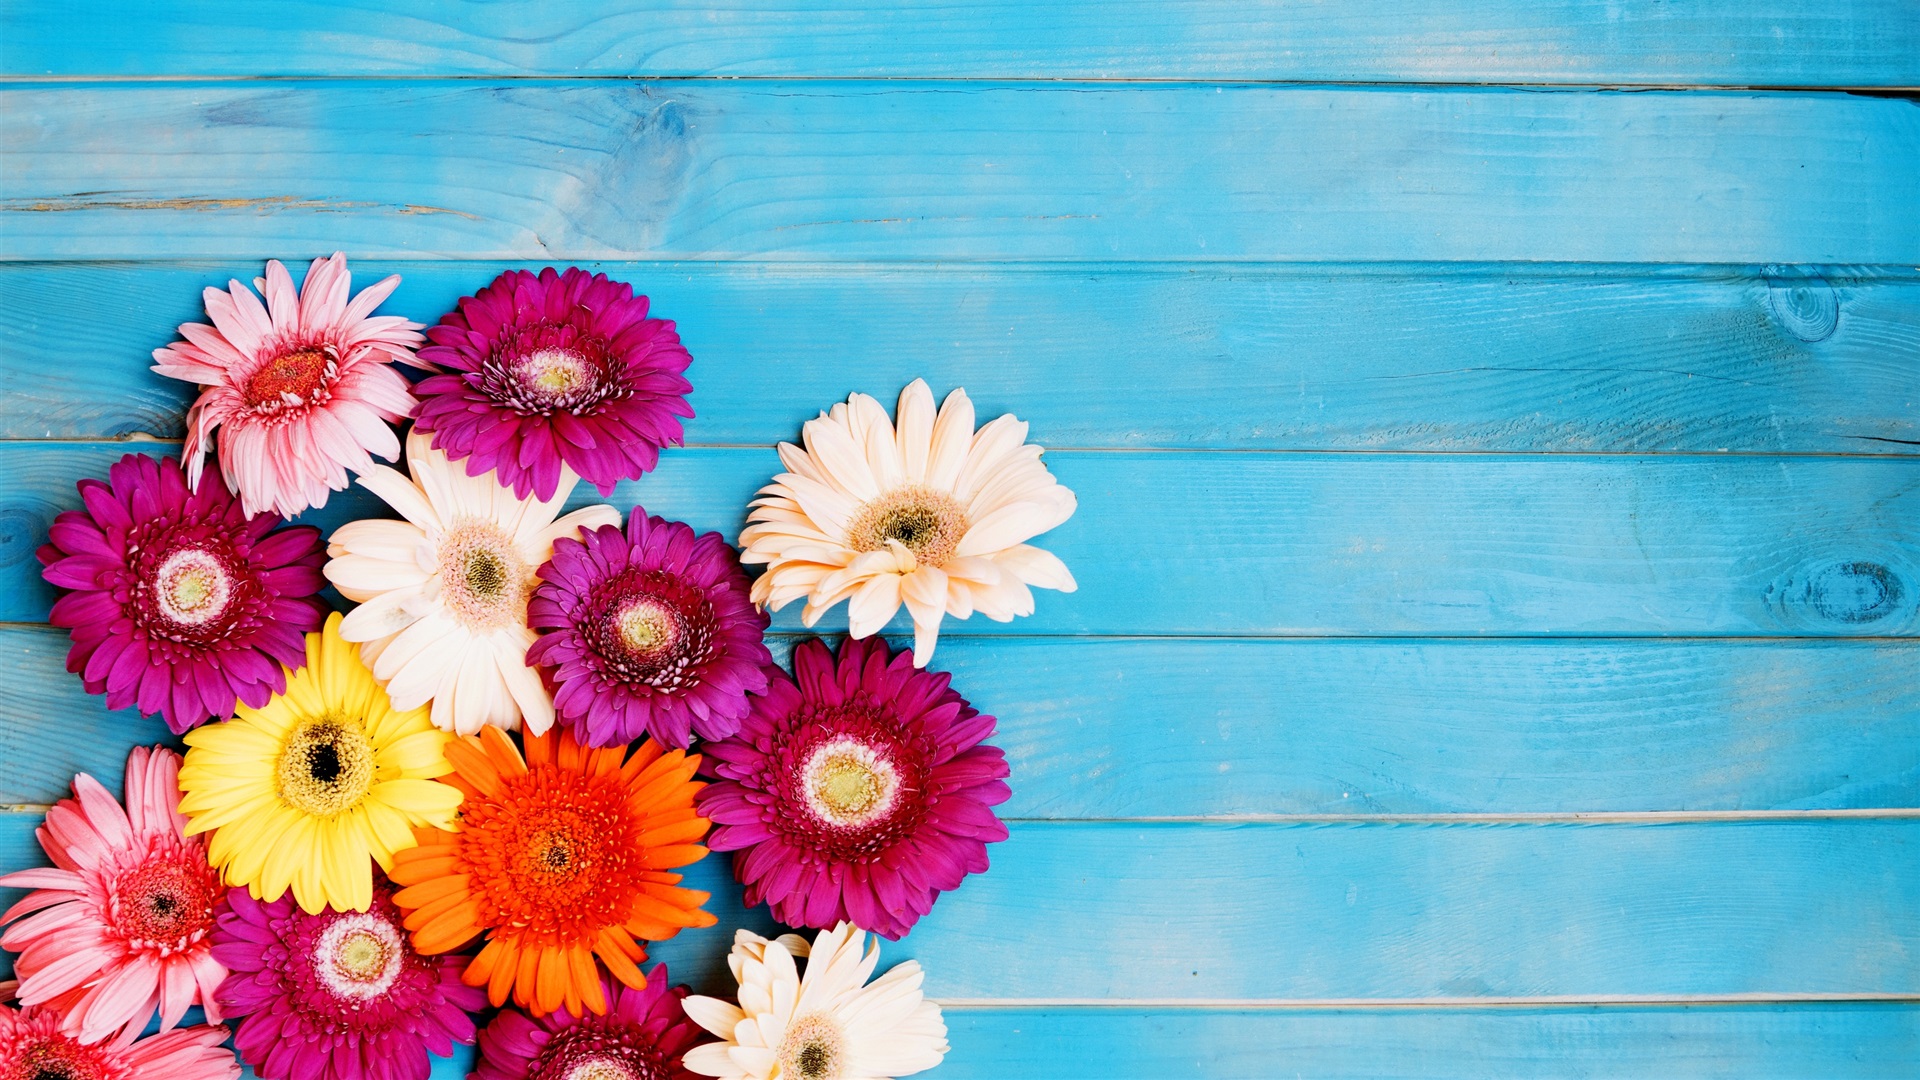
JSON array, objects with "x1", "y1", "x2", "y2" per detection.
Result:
[
  {"x1": 411, "y1": 266, "x2": 695, "y2": 501},
  {"x1": 36, "y1": 453, "x2": 327, "y2": 733},
  {"x1": 210, "y1": 882, "x2": 485, "y2": 1080},
  {"x1": 0, "y1": 1001, "x2": 239, "y2": 1080},
  {"x1": 473, "y1": 966, "x2": 708, "y2": 1080},
  {"x1": 0, "y1": 747, "x2": 227, "y2": 1045},
  {"x1": 151, "y1": 253, "x2": 429, "y2": 519},
  {"x1": 527, "y1": 511, "x2": 772, "y2": 749},
  {"x1": 698, "y1": 637, "x2": 1012, "y2": 940}
]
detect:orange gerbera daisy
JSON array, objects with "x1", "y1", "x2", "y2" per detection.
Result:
[{"x1": 386, "y1": 725, "x2": 716, "y2": 1019}]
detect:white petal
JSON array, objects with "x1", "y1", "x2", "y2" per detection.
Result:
[
  {"x1": 993, "y1": 544, "x2": 1078, "y2": 593},
  {"x1": 682, "y1": 996, "x2": 747, "y2": 1040},
  {"x1": 354, "y1": 465, "x2": 441, "y2": 533},
  {"x1": 924, "y1": 387, "x2": 976, "y2": 492},
  {"x1": 324, "y1": 554, "x2": 429, "y2": 601}
]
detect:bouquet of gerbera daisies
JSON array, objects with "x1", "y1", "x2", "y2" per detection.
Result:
[{"x1": 4, "y1": 256, "x2": 1078, "y2": 1080}]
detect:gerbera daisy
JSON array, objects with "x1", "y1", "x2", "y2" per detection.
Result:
[
  {"x1": 151, "y1": 253, "x2": 430, "y2": 519},
  {"x1": 0, "y1": 747, "x2": 227, "y2": 1044},
  {"x1": 412, "y1": 266, "x2": 695, "y2": 501},
  {"x1": 210, "y1": 881, "x2": 485, "y2": 1080},
  {"x1": 680, "y1": 924, "x2": 946, "y2": 1080},
  {"x1": 527, "y1": 512, "x2": 772, "y2": 750},
  {"x1": 739, "y1": 379, "x2": 1076, "y2": 668},
  {"x1": 387, "y1": 725, "x2": 716, "y2": 1019},
  {"x1": 699, "y1": 636, "x2": 1009, "y2": 940},
  {"x1": 325, "y1": 429, "x2": 620, "y2": 736},
  {"x1": 473, "y1": 966, "x2": 707, "y2": 1080},
  {"x1": 176, "y1": 612, "x2": 462, "y2": 916},
  {"x1": 0, "y1": 1000, "x2": 239, "y2": 1080},
  {"x1": 37, "y1": 453, "x2": 328, "y2": 734}
]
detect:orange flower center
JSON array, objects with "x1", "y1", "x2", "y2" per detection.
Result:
[
  {"x1": 245, "y1": 345, "x2": 335, "y2": 409},
  {"x1": 461, "y1": 767, "x2": 644, "y2": 941},
  {"x1": 846, "y1": 485, "x2": 969, "y2": 568}
]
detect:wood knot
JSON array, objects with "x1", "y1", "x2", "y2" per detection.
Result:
[
  {"x1": 1763, "y1": 266, "x2": 1839, "y2": 343},
  {"x1": 1767, "y1": 556, "x2": 1912, "y2": 630}
]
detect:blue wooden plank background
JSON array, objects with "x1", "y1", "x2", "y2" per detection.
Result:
[{"x1": 1, "y1": 4, "x2": 1916, "y2": 1078}]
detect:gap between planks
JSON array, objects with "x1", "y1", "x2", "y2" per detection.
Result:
[
  {"x1": 6, "y1": 808, "x2": 1918, "y2": 822},
  {"x1": 930, "y1": 994, "x2": 1920, "y2": 1009}
]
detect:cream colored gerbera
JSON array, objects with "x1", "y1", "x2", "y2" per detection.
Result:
[
  {"x1": 740, "y1": 380, "x2": 1076, "y2": 666},
  {"x1": 682, "y1": 923, "x2": 948, "y2": 1080},
  {"x1": 323, "y1": 430, "x2": 619, "y2": 735}
]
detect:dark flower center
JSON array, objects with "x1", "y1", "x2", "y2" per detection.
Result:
[
  {"x1": 111, "y1": 853, "x2": 220, "y2": 951},
  {"x1": 583, "y1": 569, "x2": 717, "y2": 694},
  {"x1": 846, "y1": 485, "x2": 969, "y2": 568},
  {"x1": 245, "y1": 345, "x2": 336, "y2": 409},
  {"x1": 465, "y1": 549, "x2": 507, "y2": 597},
  {"x1": 276, "y1": 717, "x2": 376, "y2": 816},
  {"x1": 309, "y1": 741, "x2": 343, "y2": 783}
]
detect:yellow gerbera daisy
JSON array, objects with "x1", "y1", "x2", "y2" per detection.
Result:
[{"x1": 177, "y1": 611, "x2": 463, "y2": 914}]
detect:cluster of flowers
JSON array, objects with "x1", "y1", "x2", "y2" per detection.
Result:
[{"x1": 1, "y1": 257, "x2": 1077, "y2": 1080}]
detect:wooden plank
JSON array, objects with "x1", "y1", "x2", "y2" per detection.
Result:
[
  {"x1": 239, "y1": 1002, "x2": 1920, "y2": 1080},
  {"x1": 4, "y1": 1, "x2": 1917, "y2": 86},
  {"x1": 939, "y1": 1003, "x2": 1920, "y2": 1080},
  {"x1": 6, "y1": 626, "x2": 1915, "y2": 813},
  {"x1": 3, "y1": 444, "x2": 1915, "y2": 635},
  {"x1": 5, "y1": 262, "x2": 1917, "y2": 453},
  {"x1": 5, "y1": 83, "x2": 1917, "y2": 264},
  {"x1": 3, "y1": 816, "x2": 1915, "y2": 998}
]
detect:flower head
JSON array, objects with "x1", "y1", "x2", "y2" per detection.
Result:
[
  {"x1": 0, "y1": 1000, "x2": 239, "y2": 1080},
  {"x1": 388, "y1": 725, "x2": 716, "y2": 1019},
  {"x1": 528, "y1": 512, "x2": 772, "y2": 750},
  {"x1": 325, "y1": 430, "x2": 620, "y2": 735},
  {"x1": 473, "y1": 966, "x2": 708, "y2": 1080},
  {"x1": 681, "y1": 924, "x2": 946, "y2": 1080},
  {"x1": 413, "y1": 267, "x2": 694, "y2": 501},
  {"x1": 210, "y1": 882, "x2": 484, "y2": 1080},
  {"x1": 151, "y1": 253, "x2": 429, "y2": 518},
  {"x1": 37, "y1": 454, "x2": 328, "y2": 734},
  {"x1": 177, "y1": 612, "x2": 463, "y2": 915},
  {"x1": 0, "y1": 748, "x2": 227, "y2": 1044},
  {"x1": 699, "y1": 637, "x2": 1010, "y2": 940},
  {"x1": 739, "y1": 379, "x2": 1076, "y2": 668}
]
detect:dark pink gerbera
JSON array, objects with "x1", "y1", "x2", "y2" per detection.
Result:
[
  {"x1": 210, "y1": 882, "x2": 484, "y2": 1080},
  {"x1": 698, "y1": 637, "x2": 1012, "y2": 940},
  {"x1": 473, "y1": 967, "x2": 707, "y2": 1080},
  {"x1": 527, "y1": 512, "x2": 772, "y2": 749},
  {"x1": 412, "y1": 267, "x2": 695, "y2": 501},
  {"x1": 37, "y1": 453, "x2": 327, "y2": 734}
]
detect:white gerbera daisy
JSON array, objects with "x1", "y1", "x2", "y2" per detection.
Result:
[
  {"x1": 739, "y1": 379, "x2": 1077, "y2": 667},
  {"x1": 322, "y1": 429, "x2": 619, "y2": 735},
  {"x1": 682, "y1": 923, "x2": 948, "y2": 1080}
]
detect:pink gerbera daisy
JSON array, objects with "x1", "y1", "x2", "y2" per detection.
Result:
[
  {"x1": 412, "y1": 267, "x2": 695, "y2": 501},
  {"x1": 698, "y1": 637, "x2": 1012, "y2": 940},
  {"x1": 37, "y1": 453, "x2": 327, "y2": 734},
  {"x1": 473, "y1": 967, "x2": 708, "y2": 1080},
  {"x1": 0, "y1": 747, "x2": 228, "y2": 1045},
  {"x1": 0, "y1": 1000, "x2": 239, "y2": 1080},
  {"x1": 151, "y1": 252, "x2": 429, "y2": 518},
  {"x1": 210, "y1": 882, "x2": 484, "y2": 1080},
  {"x1": 527, "y1": 511, "x2": 772, "y2": 750}
]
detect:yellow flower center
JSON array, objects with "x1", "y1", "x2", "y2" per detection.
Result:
[
  {"x1": 846, "y1": 485, "x2": 969, "y2": 568},
  {"x1": 315, "y1": 911, "x2": 405, "y2": 1000},
  {"x1": 275, "y1": 717, "x2": 376, "y2": 817},
  {"x1": 153, "y1": 548, "x2": 233, "y2": 626},
  {"x1": 615, "y1": 601, "x2": 670, "y2": 652},
  {"x1": 802, "y1": 738, "x2": 900, "y2": 827}
]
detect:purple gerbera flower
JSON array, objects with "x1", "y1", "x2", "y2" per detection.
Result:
[
  {"x1": 528, "y1": 512, "x2": 772, "y2": 749},
  {"x1": 412, "y1": 266, "x2": 695, "y2": 501},
  {"x1": 698, "y1": 637, "x2": 1012, "y2": 940},
  {"x1": 473, "y1": 967, "x2": 709, "y2": 1080},
  {"x1": 37, "y1": 453, "x2": 327, "y2": 734},
  {"x1": 210, "y1": 882, "x2": 484, "y2": 1080}
]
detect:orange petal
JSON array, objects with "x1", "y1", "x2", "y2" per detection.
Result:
[
  {"x1": 414, "y1": 900, "x2": 484, "y2": 954},
  {"x1": 522, "y1": 726, "x2": 555, "y2": 768},
  {"x1": 479, "y1": 725, "x2": 528, "y2": 776},
  {"x1": 443, "y1": 739, "x2": 504, "y2": 798}
]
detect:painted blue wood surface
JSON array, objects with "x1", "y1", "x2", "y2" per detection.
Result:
[
  {"x1": 2, "y1": 6, "x2": 1916, "y2": 1076},
  {"x1": 5, "y1": 262, "x2": 1917, "y2": 452},
  {"x1": 8, "y1": 446, "x2": 1915, "y2": 635},
  {"x1": 8, "y1": 627, "x2": 1917, "y2": 814},
  {"x1": 6, "y1": 83, "x2": 1919, "y2": 263},
  {"x1": 6, "y1": 1, "x2": 1919, "y2": 85}
]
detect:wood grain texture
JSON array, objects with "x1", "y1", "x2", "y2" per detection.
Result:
[
  {"x1": 6, "y1": 83, "x2": 1918, "y2": 263},
  {"x1": 8, "y1": 445, "x2": 1915, "y2": 635},
  {"x1": 7, "y1": 626, "x2": 1916, "y2": 814},
  {"x1": 5, "y1": 261, "x2": 1917, "y2": 452},
  {"x1": 5, "y1": 1, "x2": 1918, "y2": 86},
  {"x1": 221, "y1": 1002, "x2": 1920, "y2": 1080},
  {"x1": 4, "y1": 816, "x2": 1915, "y2": 999}
]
